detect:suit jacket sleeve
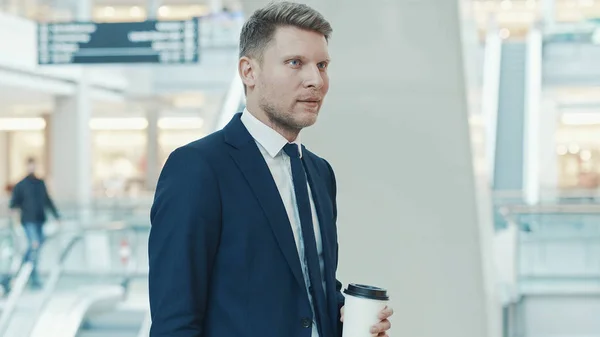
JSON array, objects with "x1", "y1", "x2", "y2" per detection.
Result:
[
  {"x1": 325, "y1": 159, "x2": 345, "y2": 336},
  {"x1": 9, "y1": 183, "x2": 21, "y2": 210},
  {"x1": 148, "y1": 146, "x2": 222, "y2": 337},
  {"x1": 41, "y1": 181, "x2": 60, "y2": 219}
]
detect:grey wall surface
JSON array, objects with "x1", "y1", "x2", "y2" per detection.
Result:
[{"x1": 241, "y1": 1, "x2": 494, "y2": 336}]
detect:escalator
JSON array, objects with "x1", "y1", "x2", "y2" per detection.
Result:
[
  {"x1": 0, "y1": 272, "x2": 46, "y2": 337},
  {"x1": 77, "y1": 306, "x2": 148, "y2": 337},
  {"x1": 493, "y1": 41, "x2": 527, "y2": 192},
  {"x1": 0, "y1": 221, "x2": 150, "y2": 337}
]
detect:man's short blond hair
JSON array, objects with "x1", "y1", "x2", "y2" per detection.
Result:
[{"x1": 239, "y1": 1, "x2": 332, "y2": 62}]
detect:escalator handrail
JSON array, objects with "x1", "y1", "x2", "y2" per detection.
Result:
[
  {"x1": 0, "y1": 262, "x2": 33, "y2": 335},
  {"x1": 37, "y1": 221, "x2": 144, "y2": 316},
  {"x1": 500, "y1": 204, "x2": 600, "y2": 216}
]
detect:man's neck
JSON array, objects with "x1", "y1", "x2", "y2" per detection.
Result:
[{"x1": 245, "y1": 103, "x2": 299, "y2": 143}]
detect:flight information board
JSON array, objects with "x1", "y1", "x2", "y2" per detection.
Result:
[{"x1": 38, "y1": 19, "x2": 200, "y2": 65}]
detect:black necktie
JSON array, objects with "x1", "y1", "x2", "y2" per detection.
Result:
[{"x1": 283, "y1": 143, "x2": 329, "y2": 334}]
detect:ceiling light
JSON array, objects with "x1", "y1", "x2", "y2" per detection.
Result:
[
  {"x1": 561, "y1": 112, "x2": 600, "y2": 125},
  {"x1": 581, "y1": 150, "x2": 592, "y2": 161},
  {"x1": 0, "y1": 118, "x2": 46, "y2": 131},
  {"x1": 569, "y1": 144, "x2": 580, "y2": 154},
  {"x1": 557, "y1": 145, "x2": 568, "y2": 155},
  {"x1": 500, "y1": 0, "x2": 513, "y2": 10},
  {"x1": 158, "y1": 6, "x2": 170, "y2": 17},
  {"x1": 158, "y1": 117, "x2": 204, "y2": 130},
  {"x1": 130, "y1": 6, "x2": 143, "y2": 17},
  {"x1": 89, "y1": 118, "x2": 148, "y2": 130},
  {"x1": 190, "y1": 5, "x2": 207, "y2": 14},
  {"x1": 173, "y1": 94, "x2": 205, "y2": 108},
  {"x1": 104, "y1": 6, "x2": 115, "y2": 17},
  {"x1": 499, "y1": 28, "x2": 511, "y2": 39}
]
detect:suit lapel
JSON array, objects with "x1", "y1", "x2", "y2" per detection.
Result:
[{"x1": 224, "y1": 114, "x2": 306, "y2": 292}]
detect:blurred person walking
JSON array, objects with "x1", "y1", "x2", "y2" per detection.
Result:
[{"x1": 9, "y1": 157, "x2": 60, "y2": 289}]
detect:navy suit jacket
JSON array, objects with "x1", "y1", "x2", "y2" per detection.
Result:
[{"x1": 148, "y1": 113, "x2": 345, "y2": 337}]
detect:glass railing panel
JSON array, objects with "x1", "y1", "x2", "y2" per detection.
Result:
[{"x1": 500, "y1": 205, "x2": 600, "y2": 286}]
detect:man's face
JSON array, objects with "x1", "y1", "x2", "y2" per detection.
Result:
[{"x1": 254, "y1": 26, "x2": 330, "y2": 132}]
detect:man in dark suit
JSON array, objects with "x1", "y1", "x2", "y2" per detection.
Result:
[{"x1": 148, "y1": 2, "x2": 393, "y2": 337}]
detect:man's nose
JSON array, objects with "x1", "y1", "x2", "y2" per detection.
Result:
[{"x1": 303, "y1": 64, "x2": 324, "y2": 89}]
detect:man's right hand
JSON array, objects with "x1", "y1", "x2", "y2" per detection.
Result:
[{"x1": 340, "y1": 305, "x2": 394, "y2": 337}]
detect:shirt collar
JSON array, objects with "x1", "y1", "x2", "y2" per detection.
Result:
[{"x1": 241, "y1": 108, "x2": 302, "y2": 158}]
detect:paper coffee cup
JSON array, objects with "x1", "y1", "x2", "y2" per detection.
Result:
[{"x1": 342, "y1": 284, "x2": 389, "y2": 337}]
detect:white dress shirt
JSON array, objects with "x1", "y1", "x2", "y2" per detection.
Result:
[{"x1": 241, "y1": 108, "x2": 325, "y2": 337}]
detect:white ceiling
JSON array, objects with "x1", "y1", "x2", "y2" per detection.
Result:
[
  {"x1": 93, "y1": 0, "x2": 204, "y2": 4},
  {"x1": 94, "y1": 0, "x2": 203, "y2": 3},
  {"x1": 0, "y1": 81, "x2": 225, "y2": 121},
  {"x1": 0, "y1": 84, "x2": 54, "y2": 115},
  {"x1": 91, "y1": 0, "x2": 240, "y2": 7},
  {"x1": 0, "y1": 84, "x2": 52, "y2": 103}
]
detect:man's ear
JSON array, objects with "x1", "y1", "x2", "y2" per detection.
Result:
[{"x1": 239, "y1": 56, "x2": 257, "y2": 90}]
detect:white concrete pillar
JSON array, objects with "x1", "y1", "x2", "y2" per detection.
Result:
[
  {"x1": 210, "y1": 0, "x2": 223, "y2": 14},
  {"x1": 48, "y1": 0, "x2": 113, "y2": 272},
  {"x1": 147, "y1": 0, "x2": 160, "y2": 19},
  {"x1": 49, "y1": 0, "x2": 92, "y2": 209},
  {"x1": 542, "y1": 0, "x2": 556, "y2": 31},
  {"x1": 242, "y1": 1, "x2": 496, "y2": 337},
  {"x1": 524, "y1": 29, "x2": 543, "y2": 205},
  {"x1": 481, "y1": 31, "x2": 502, "y2": 187},
  {"x1": 47, "y1": 0, "x2": 92, "y2": 208},
  {"x1": 43, "y1": 114, "x2": 51, "y2": 182},
  {"x1": 51, "y1": 91, "x2": 92, "y2": 208},
  {"x1": 75, "y1": 0, "x2": 91, "y2": 21},
  {"x1": 0, "y1": 131, "x2": 7, "y2": 197},
  {"x1": 538, "y1": 93, "x2": 559, "y2": 199},
  {"x1": 146, "y1": 110, "x2": 160, "y2": 190}
]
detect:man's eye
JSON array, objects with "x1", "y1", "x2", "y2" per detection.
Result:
[{"x1": 289, "y1": 59, "x2": 301, "y2": 67}]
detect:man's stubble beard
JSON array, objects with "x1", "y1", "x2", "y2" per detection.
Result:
[{"x1": 259, "y1": 95, "x2": 314, "y2": 135}]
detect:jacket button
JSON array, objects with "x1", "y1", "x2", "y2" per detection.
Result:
[{"x1": 301, "y1": 318, "x2": 312, "y2": 328}]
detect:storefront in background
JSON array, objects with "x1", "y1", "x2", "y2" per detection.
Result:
[
  {"x1": 556, "y1": 113, "x2": 600, "y2": 190},
  {"x1": 0, "y1": 116, "x2": 206, "y2": 198}
]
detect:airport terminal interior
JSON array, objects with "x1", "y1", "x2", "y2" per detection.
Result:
[{"x1": 1, "y1": 0, "x2": 600, "y2": 336}]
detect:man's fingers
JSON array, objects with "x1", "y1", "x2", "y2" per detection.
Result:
[
  {"x1": 378, "y1": 306, "x2": 394, "y2": 319},
  {"x1": 370, "y1": 319, "x2": 391, "y2": 334}
]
